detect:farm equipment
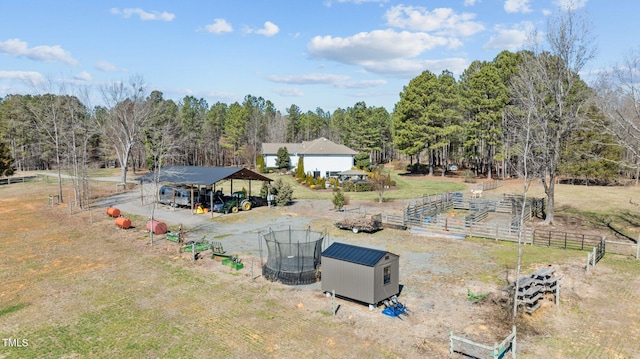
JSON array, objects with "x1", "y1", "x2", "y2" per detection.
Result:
[
  {"x1": 179, "y1": 235, "x2": 212, "y2": 259},
  {"x1": 335, "y1": 215, "x2": 383, "y2": 233},
  {"x1": 216, "y1": 190, "x2": 266, "y2": 214},
  {"x1": 165, "y1": 224, "x2": 184, "y2": 243},
  {"x1": 221, "y1": 255, "x2": 244, "y2": 270},
  {"x1": 180, "y1": 238, "x2": 212, "y2": 253}
]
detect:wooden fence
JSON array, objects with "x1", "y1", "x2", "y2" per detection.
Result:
[
  {"x1": 407, "y1": 217, "x2": 533, "y2": 243},
  {"x1": 0, "y1": 175, "x2": 38, "y2": 185},
  {"x1": 586, "y1": 239, "x2": 606, "y2": 272},
  {"x1": 450, "y1": 326, "x2": 516, "y2": 359}
]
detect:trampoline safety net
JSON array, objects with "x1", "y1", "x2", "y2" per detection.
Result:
[{"x1": 262, "y1": 228, "x2": 324, "y2": 285}]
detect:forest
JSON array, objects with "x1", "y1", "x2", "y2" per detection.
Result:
[{"x1": 1, "y1": 10, "x2": 640, "y2": 220}]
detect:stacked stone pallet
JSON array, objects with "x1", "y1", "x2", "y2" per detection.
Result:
[{"x1": 509, "y1": 267, "x2": 561, "y2": 314}]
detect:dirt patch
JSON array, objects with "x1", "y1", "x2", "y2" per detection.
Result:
[{"x1": 1, "y1": 179, "x2": 639, "y2": 358}]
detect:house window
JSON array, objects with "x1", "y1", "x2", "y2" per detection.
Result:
[{"x1": 383, "y1": 266, "x2": 391, "y2": 285}]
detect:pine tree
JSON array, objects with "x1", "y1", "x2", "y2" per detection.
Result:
[
  {"x1": 275, "y1": 147, "x2": 290, "y2": 169},
  {"x1": 0, "y1": 142, "x2": 15, "y2": 177},
  {"x1": 296, "y1": 157, "x2": 304, "y2": 179}
]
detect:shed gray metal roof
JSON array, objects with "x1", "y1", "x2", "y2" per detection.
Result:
[
  {"x1": 321, "y1": 242, "x2": 389, "y2": 267},
  {"x1": 136, "y1": 166, "x2": 271, "y2": 186}
]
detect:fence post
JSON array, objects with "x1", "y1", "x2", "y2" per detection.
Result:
[
  {"x1": 332, "y1": 289, "x2": 336, "y2": 315},
  {"x1": 512, "y1": 325, "x2": 517, "y2": 358},
  {"x1": 586, "y1": 253, "x2": 590, "y2": 272},
  {"x1": 637, "y1": 234, "x2": 639, "y2": 260},
  {"x1": 449, "y1": 330, "x2": 453, "y2": 359},
  {"x1": 591, "y1": 247, "x2": 596, "y2": 267}
]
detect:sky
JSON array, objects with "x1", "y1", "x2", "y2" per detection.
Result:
[{"x1": 0, "y1": 0, "x2": 638, "y2": 114}]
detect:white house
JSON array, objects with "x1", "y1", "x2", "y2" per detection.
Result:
[{"x1": 261, "y1": 138, "x2": 357, "y2": 178}]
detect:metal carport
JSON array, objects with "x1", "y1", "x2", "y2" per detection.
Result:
[{"x1": 136, "y1": 165, "x2": 272, "y2": 212}]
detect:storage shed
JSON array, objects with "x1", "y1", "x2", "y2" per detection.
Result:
[{"x1": 321, "y1": 242, "x2": 399, "y2": 307}]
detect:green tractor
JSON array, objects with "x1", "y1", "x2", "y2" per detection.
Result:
[{"x1": 222, "y1": 190, "x2": 254, "y2": 213}]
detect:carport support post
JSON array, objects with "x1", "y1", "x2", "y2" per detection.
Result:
[
  {"x1": 210, "y1": 189, "x2": 213, "y2": 214},
  {"x1": 190, "y1": 187, "x2": 194, "y2": 215}
]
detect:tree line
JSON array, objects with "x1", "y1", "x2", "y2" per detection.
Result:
[{"x1": 0, "y1": 8, "x2": 638, "y2": 222}]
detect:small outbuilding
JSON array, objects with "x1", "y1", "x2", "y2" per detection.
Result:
[{"x1": 321, "y1": 242, "x2": 399, "y2": 307}]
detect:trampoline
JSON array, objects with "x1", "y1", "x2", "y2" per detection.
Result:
[{"x1": 261, "y1": 227, "x2": 324, "y2": 285}]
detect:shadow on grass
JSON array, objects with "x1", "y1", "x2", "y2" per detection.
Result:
[{"x1": 557, "y1": 205, "x2": 639, "y2": 242}]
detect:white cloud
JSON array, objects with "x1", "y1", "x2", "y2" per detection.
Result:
[
  {"x1": 204, "y1": 18, "x2": 233, "y2": 34},
  {"x1": 272, "y1": 87, "x2": 304, "y2": 97},
  {"x1": 245, "y1": 21, "x2": 280, "y2": 37},
  {"x1": 0, "y1": 38, "x2": 78, "y2": 65},
  {"x1": 504, "y1": 0, "x2": 532, "y2": 14},
  {"x1": 464, "y1": 0, "x2": 480, "y2": 6},
  {"x1": 267, "y1": 73, "x2": 350, "y2": 85},
  {"x1": 324, "y1": 0, "x2": 389, "y2": 6},
  {"x1": 268, "y1": 73, "x2": 386, "y2": 89},
  {"x1": 110, "y1": 8, "x2": 175, "y2": 21},
  {"x1": 74, "y1": 71, "x2": 92, "y2": 81},
  {"x1": 256, "y1": 21, "x2": 280, "y2": 37},
  {"x1": 308, "y1": 29, "x2": 455, "y2": 65},
  {"x1": 483, "y1": 22, "x2": 534, "y2": 51},
  {"x1": 553, "y1": 0, "x2": 588, "y2": 10},
  {"x1": 359, "y1": 58, "x2": 469, "y2": 78},
  {"x1": 0, "y1": 70, "x2": 45, "y2": 84},
  {"x1": 384, "y1": 5, "x2": 484, "y2": 37},
  {"x1": 94, "y1": 60, "x2": 120, "y2": 72},
  {"x1": 337, "y1": 79, "x2": 387, "y2": 89}
]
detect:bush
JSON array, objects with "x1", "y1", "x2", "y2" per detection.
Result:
[
  {"x1": 464, "y1": 170, "x2": 476, "y2": 183},
  {"x1": 332, "y1": 188, "x2": 346, "y2": 210},
  {"x1": 341, "y1": 180, "x2": 372, "y2": 192},
  {"x1": 342, "y1": 180, "x2": 355, "y2": 192},
  {"x1": 406, "y1": 163, "x2": 429, "y2": 174},
  {"x1": 256, "y1": 154, "x2": 265, "y2": 173},
  {"x1": 355, "y1": 181, "x2": 372, "y2": 192},
  {"x1": 270, "y1": 178, "x2": 293, "y2": 206}
]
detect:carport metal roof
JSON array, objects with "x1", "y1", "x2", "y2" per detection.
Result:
[{"x1": 136, "y1": 166, "x2": 271, "y2": 186}]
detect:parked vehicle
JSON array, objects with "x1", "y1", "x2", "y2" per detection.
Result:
[
  {"x1": 211, "y1": 190, "x2": 267, "y2": 214},
  {"x1": 158, "y1": 186, "x2": 196, "y2": 207}
]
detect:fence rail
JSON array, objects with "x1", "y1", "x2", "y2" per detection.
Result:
[
  {"x1": 533, "y1": 230, "x2": 603, "y2": 251},
  {"x1": 0, "y1": 175, "x2": 38, "y2": 185},
  {"x1": 449, "y1": 325, "x2": 516, "y2": 359},
  {"x1": 586, "y1": 239, "x2": 606, "y2": 271}
]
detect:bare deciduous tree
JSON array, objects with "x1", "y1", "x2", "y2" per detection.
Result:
[
  {"x1": 507, "y1": 6, "x2": 597, "y2": 225},
  {"x1": 593, "y1": 48, "x2": 640, "y2": 184},
  {"x1": 100, "y1": 75, "x2": 152, "y2": 184}
]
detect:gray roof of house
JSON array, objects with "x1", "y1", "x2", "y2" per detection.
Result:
[
  {"x1": 322, "y1": 242, "x2": 391, "y2": 267},
  {"x1": 136, "y1": 166, "x2": 271, "y2": 186},
  {"x1": 261, "y1": 137, "x2": 357, "y2": 156}
]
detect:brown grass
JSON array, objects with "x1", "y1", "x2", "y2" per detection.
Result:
[{"x1": 0, "y1": 178, "x2": 639, "y2": 358}]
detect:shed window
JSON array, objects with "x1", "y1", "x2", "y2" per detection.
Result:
[{"x1": 383, "y1": 265, "x2": 391, "y2": 285}]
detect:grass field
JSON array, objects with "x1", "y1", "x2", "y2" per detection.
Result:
[{"x1": 1, "y1": 171, "x2": 639, "y2": 358}]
